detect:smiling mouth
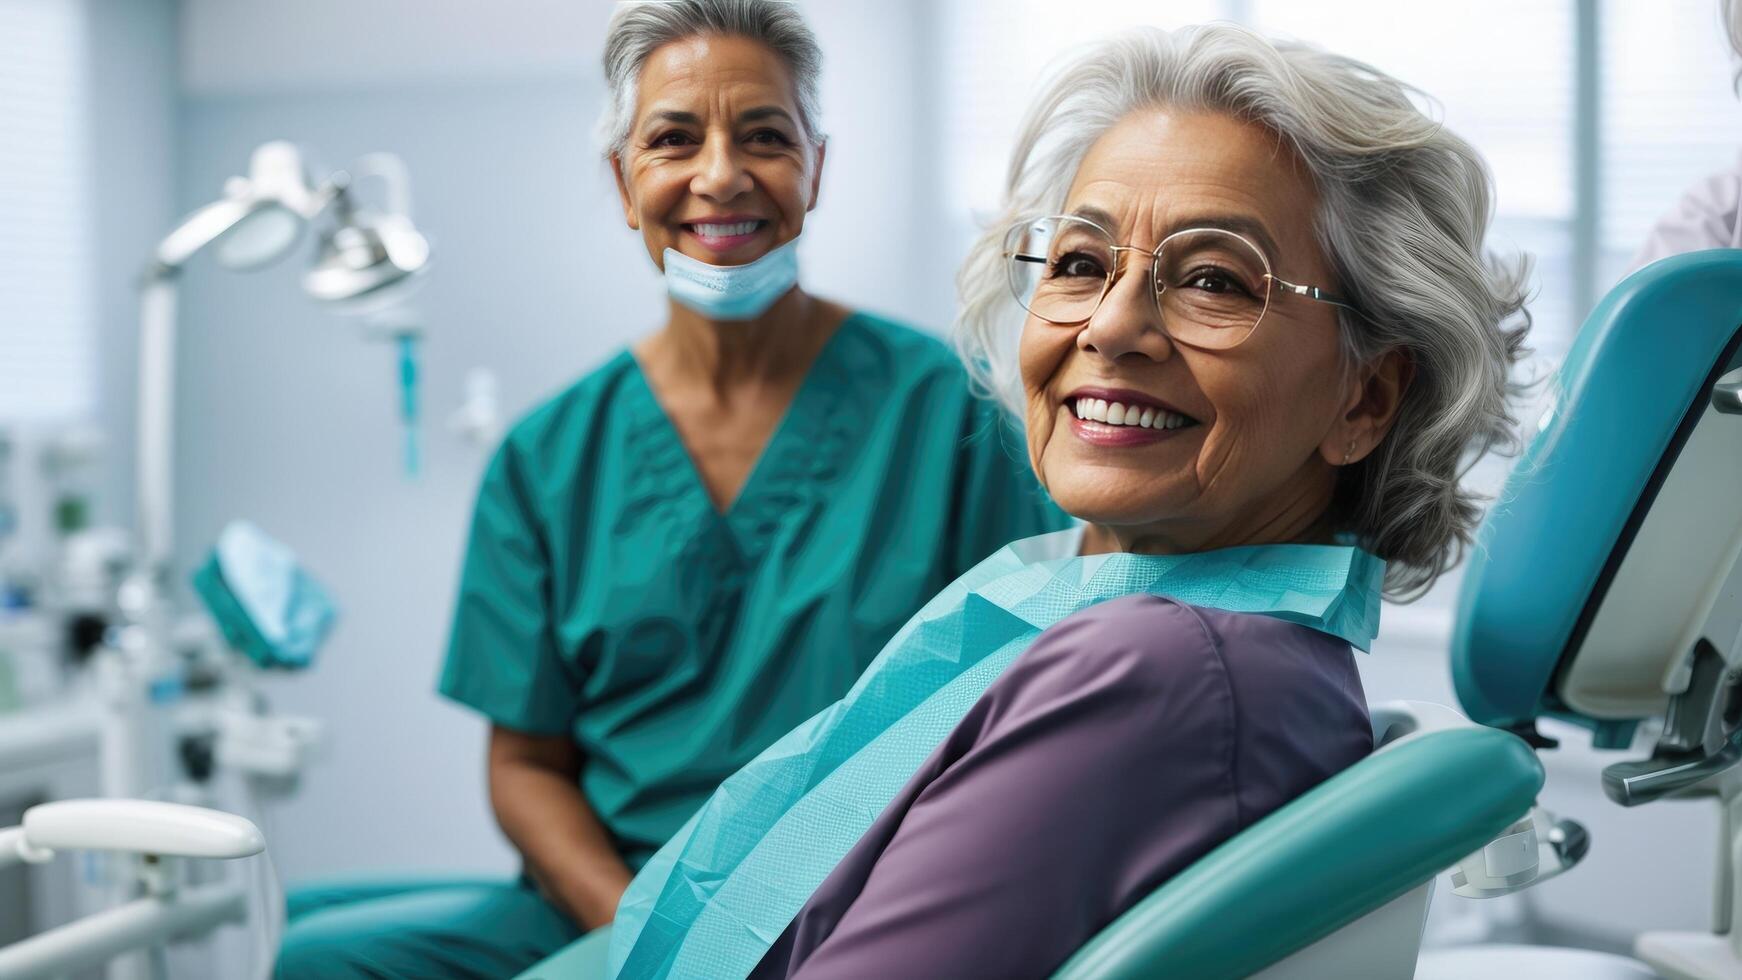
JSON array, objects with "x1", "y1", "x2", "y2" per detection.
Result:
[
  {"x1": 683, "y1": 219, "x2": 768, "y2": 241},
  {"x1": 1067, "y1": 395, "x2": 1201, "y2": 431}
]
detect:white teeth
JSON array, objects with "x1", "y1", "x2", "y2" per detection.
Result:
[
  {"x1": 1071, "y1": 397, "x2": 1197, "y2": 429},
  {"x1": 694, "y1": 221, "x2": 760, "y2": 238}
]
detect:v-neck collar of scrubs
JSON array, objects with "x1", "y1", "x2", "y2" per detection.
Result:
[{"x1": 619, "y1": 312, "x2": 866, "y2": 552}]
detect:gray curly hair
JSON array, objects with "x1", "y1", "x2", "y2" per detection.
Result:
[
  {"x1": 597, "y1": 0, "x2": 825, "y2": 159},
  {"x1": 955, "y1": 24, "x2": 1533, "y2": 600}
]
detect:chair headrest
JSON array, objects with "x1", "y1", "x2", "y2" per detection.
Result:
[{"x1": 1453, "y1": 250, "x2": 1742, "y2": 739}]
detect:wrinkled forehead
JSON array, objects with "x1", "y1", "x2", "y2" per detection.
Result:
[
  {"x1": 1062, "y1": 109, "x2": 1320, "y2": 255},
  {"x1": 634, "y1": 35, "x2": 801, "y2": 121}
]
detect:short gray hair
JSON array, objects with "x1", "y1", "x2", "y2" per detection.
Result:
[
  {"x1": 597, "y1": 0, "x2": 825, "y2": 159},
  {"x1": 955, "y1": 25, "x2": 1532, "y2": 600}
]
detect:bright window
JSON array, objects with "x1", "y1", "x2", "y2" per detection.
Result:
[
  {"x1": 1600, "y1": 0, "x2": 1742, "y2": 281},
  {"x1": 0, "y1": 0, "x2": 92, "y2": 422}
]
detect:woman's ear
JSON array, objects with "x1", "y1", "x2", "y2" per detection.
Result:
[
  {"x1": 610, "y1": 154, "x2": 640, "y2": 230},
  {"x1": 1318, "y1": 348, "x2": 1413, "y2": 466},
  {"x1": 806, "y1": 138, "x2": 827, "y2": 212}
]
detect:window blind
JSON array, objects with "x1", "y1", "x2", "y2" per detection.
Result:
[
  {"x1": 0, "y1": 0, "x2": 92, "y2": 422},
  {"x1": 1600, "y1": 0, "x2": 1742, "y2": 277}
]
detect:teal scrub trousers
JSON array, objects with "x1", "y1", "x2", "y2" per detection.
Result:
[{"x1": 274, "y1": 876, "x2": 582, "y2": 979}]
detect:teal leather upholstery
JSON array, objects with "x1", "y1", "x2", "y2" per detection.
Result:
[
  {"x1": 1453, "y1": 250, "x2": 1742, "y2": 731},
  {"x1": 520, "y1": 926, "x2": 613, "y2": 980},
  {"x1": 1052, "y1": 726, "x2": 1542, "y2": 979}
]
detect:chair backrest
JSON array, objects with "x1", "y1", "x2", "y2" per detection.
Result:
[
  {"x1": 1050, "y1": 702, "x2": 1540, "y2": 980},
  {"x1": 1454, "y1": 250, "x2": 1742, "y2": 741}
]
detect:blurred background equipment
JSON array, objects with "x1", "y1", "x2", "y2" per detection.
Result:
[{"x1": 2, "y1": 126, "x2": 434, "y2": 978}]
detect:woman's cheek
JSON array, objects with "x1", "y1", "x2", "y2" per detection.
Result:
[{"x1": 1024, "y1": 405, "x2": 1051, "y2": 485}]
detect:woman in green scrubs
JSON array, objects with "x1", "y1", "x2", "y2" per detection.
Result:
[{"x1": 274, "y1": 2, "x2": 1064, "y2": 977}]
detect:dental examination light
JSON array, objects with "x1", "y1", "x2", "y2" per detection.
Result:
[
  {"x1": 150, "y1": 142, "x2": 428, "y2": 295},
  {"x1": 34, "y1": 140, "x2": 430, "y2": 980},
  {"x1": 302, "y1": 152, "x2": 430, "y2": 307},
  {"x1": 133, "y1": 140, "x2": 430, "y2": 649}
]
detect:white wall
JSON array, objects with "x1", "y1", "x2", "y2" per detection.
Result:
[
  {"x1": 179, "y1": 0, "x2": 603, "y2": 95},
  {"x1": 169, "y1": 0, "x2": 941, "y2": 883}
]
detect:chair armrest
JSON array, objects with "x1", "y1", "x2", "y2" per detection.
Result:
[
  {"x1": 515, "y1": 924, "x2": 614, "y2": 980},
  {"x1": 22, "y1": 799, "x2": 264, "y2": 859},
  {"x1": 1052, "y1": 726, "x2": 1543, "y2": 980}
]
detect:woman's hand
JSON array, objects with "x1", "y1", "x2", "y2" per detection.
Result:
[{"x1": 488, "y1": 725, "x2": 635, "y2": 930}]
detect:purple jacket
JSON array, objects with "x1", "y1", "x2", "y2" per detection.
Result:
[{"x1": 750, "y1": 593, "x2": 1373, "y2": 979}]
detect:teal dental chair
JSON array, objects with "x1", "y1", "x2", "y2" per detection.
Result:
[
  {"x1": 522, "y1": 250, "x2": 1742, "y2": 980},
  {"x1": 1441, "y1": 246, "x2": 1742, "y2": 980}
]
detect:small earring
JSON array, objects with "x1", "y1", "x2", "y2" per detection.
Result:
[{"x1": 1343, "y1": 439, "x2": 1357, "y2": 466}]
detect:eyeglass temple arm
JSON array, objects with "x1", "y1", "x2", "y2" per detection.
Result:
[{"x1": 1270, "y1": 275, "x2": 1356, "y2": 311}]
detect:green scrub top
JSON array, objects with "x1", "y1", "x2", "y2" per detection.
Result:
[{"x1": 438, "y1": 312, "x2": 1068, "y2": 869}]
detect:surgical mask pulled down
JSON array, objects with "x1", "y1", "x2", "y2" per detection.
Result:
[{"x1": 663, "y1": 238, "x2": 800, "y2": 321}]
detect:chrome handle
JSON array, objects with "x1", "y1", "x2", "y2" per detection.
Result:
[
  {"x1": 1712, "y1": 376, "x2": 1742, "y2": 415},
  {"x1": 1546, "y1": 816, "x2": 1589, "y2": 867},
  {"x1": 1602, "y1": 727, "x2": 1742, "y2": 806}
]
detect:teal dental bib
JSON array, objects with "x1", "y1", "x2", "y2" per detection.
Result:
[{"x1": 606, "y1": 528, "x2": 1384, "y2": 979}]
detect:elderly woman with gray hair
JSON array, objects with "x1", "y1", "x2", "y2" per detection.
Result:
[
  {"x1": 592, "y1": 22, "x2": 1530, "y2": 980},
  {"x1": 275, "y1": 1, "x2": 1065, "y2": 977}
]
